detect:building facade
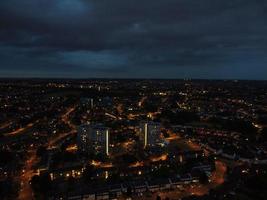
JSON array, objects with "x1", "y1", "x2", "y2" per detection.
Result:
[
  {"x1": 77, "y1": 123, "x2": 110, "y2": 155},
  {"x1": 139, "y1": 121, "x2": 162, "y2": 148}
]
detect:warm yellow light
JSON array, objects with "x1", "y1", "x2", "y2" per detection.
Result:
[
  {"x1": 105, "y1": 171, "x2": 109, "y2": 179},
  {"x1": 106, "y1": 130, "x2": 109, "y2": 155},
  {"x1": 144, "y1": 123, "x2": 148, "y2": 148}
]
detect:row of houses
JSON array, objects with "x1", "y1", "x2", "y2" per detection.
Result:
[
  {"x1": 201, "y1": 143, "x2": 267, "y2": 164},
  {"x1": 50, "y1": 174, "x2": 201, "y2": 200}
]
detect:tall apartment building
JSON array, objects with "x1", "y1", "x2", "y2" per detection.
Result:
[
  {"x1": 77, "y1": 123, "x2": 109, "y2": 155},
  {"x1": 139, "y1": 121, "x2": 162, "y2": 148}
]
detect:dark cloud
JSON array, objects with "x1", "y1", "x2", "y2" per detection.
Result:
[{"x1": 0, "y1": 0, "x2": 267, "y2": 78}]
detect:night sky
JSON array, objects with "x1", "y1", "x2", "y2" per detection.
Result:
[{"x1": 0, "y1": 0, "x2": 267, "y2": 79}]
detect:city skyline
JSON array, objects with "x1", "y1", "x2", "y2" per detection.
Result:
[
  {"x1": 0, "y1": 1, "x2": 267, "y2": 79},
  {"x1": 1, "y1": 79, "x2": 267, "y2": 199}
]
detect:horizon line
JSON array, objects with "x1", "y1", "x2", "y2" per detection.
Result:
[{"x1": 0, "y1": 77, "x2": 267, "y2": 81}]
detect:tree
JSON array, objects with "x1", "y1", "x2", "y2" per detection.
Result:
[
  {"x1": 31, "y1": 174, "x2": 52, "y2": 197},
  {"x1": 67, "y1": 177, "x2": 75, "y2": 191},
  {"x1": 162, "y1": 129, "x2": 170, "y2": 138},
  {"x1": 126, "y1": 186, "x2": 132, "y2": 196},
  {"x1": 36, "y1": 146, "x2": 47, "y2": 158},
  {"x1": 156, "y1": 195, "x2": 161, "y2": 200},
  {"x1": 0, "y1": 178, "x2": 18, "y2": 199},
  {"x1": 198, "y1": 171, "x2": 209, "y2": 184},
  {"x1": 259, "y1": 127, "x2": 267, "y2": 142},
  {"x1": 83, "y1": 164, "x2": 95, "y2": 182}
]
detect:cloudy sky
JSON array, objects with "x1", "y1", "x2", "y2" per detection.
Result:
[{"x1": 0, "y1": 0, "x2": 267, "y2": 79}]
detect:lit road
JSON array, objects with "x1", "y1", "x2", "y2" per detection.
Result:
[
  {"x1": 0, "y1": 121, "x2": 12, "y2": 129},
  {"x1": 140, "y1": 160, "x2": 227, "y2": 200},
  {"x1": 138, "y1": 96, "x2": 147, "y2": 107},
  {"x1": 17, "y1": 149, "x2": 38, "y2": 200},
  {"x1": 140, "y1": 136, "x2": 227, "y2": 200},
  {"x1": 62, "y1": 106, "x2": 76, "y2": 131},
  {"x1": 4, "y1": 121, "x2": 38, "y2": 137},
  {"x1": 150, "y1": 154, "x2": 168, "y2": 162},
  {"x1": 187, "y1": 160, "x2": 226, "y2": 196},
  {"x1": 17, "y1": 105, "x2": 77, "y2": 200},
  {"x1": 91, "y1": 160, "x2": 113, "y2": 168},
  {"x1": 48, "y1": 106, "x2": 77, "y2": 148}
]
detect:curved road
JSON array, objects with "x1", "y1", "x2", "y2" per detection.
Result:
[{"x1": 17, "y1": 105, "x2": 77, "y2": 200}]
